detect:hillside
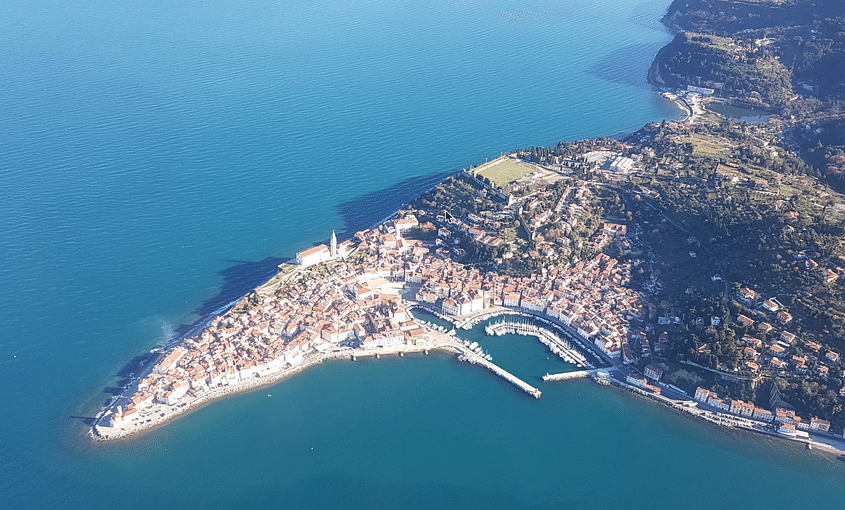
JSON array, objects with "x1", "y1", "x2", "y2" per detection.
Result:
[{"x1": 653, "y1": 0, "x2": 845, "y2": 107}]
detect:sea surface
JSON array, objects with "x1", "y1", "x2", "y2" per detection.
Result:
[
  {"x1": 2, "y1": 0, "x2": 844, "y2": 508},
  {"x1": 706, "y1": 102, "x2": 772, "y2": 123}
]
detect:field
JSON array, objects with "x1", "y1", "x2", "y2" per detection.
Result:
[
  {"x1": 676, "y1": 133, "x2": 729, "y2": 157},
  {"x1": 474, "y1": 156, "x2": 546, "y2": 187}
]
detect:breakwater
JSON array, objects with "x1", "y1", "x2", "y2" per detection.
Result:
[
  {"x1": 457, "y1": 349, "x2": 541, "y2": 399},
  {"x1": 542, "y1": 370, "x2": 592, "y2": 381}
]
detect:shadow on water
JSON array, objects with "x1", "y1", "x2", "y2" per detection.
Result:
[
  {"x1": 96, "y1": 174, "x2": 456, "y2": 410},
  {"x1": 103, "y1": 386, "x2": 126, "y2": 396},
  {"x1": 110, "y1": 256, "x2": 286, "y2": 382},
  {"x1": 334, "y1": 171, "x2": 454, "y2": 239},
  {"x1": 68, "y1": 415, "x2": 97, "y2": 426},
  {"x1": 589, "y1": 42, "x2": 665, "y2": 90},
  {"x1": 186, "y1": 256, "x2": 287, "y2": 326},
  {"x1": 108, "y1": 172, "x2": 449, "y2": 383},
  {"x1": 116, "y1": 353, "x2": 157, "y2": 378}
]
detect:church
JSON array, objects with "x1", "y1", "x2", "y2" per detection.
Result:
[{"x1": 295, "y1": 231, "x2": 346, "y2": 267}]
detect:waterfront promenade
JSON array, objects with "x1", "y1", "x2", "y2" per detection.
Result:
[{"x1": 92, "y1": 325, "x2": 544, "y2": 439}]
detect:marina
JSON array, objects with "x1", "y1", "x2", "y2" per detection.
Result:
[{"x1": 485, "y1": 318, "x2": 591, "y2": 368}]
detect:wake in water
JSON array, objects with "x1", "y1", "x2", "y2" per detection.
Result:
[
  {"x1": 178, "y1": 298, "x2": 242, "y2": 343},
  {"x1": 150, "y1": 296, "x2": 243, "y2": 350},
  {"x1": 156, "y1": 318, "x2": 175, "y2": 346}
]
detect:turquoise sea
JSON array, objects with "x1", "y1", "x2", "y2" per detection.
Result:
[{"x1": 2, "y1": 0, "x2": 844, "y2": 508}]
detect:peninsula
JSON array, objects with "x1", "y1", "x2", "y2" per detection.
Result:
[{"x1": 93, "y1": 0, "x2": 845, "y2": 454}]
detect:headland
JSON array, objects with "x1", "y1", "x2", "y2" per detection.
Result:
[{"x1": 92, "y1": 0, "x2": 845, "y2": 455}]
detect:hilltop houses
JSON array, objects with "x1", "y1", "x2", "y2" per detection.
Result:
[{"x1": 738, "y1": 287, "x2": 757, "y2": 305}]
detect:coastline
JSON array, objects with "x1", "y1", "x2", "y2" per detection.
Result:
[
  {"x1": 89, "y1": 184, "x2": 845, "y2": 457},
  {"x1": 661, "y1": 92, "x2": 695, "y2": 121},
  {"x1": 478, "y1": 308, "x2": 845, "y2": 457},
  {"x1": 93, "y1": 202, "x2": 420, "y2": 434},
  {"x1": 94, "y1": 292, "x2": 845, "y2": 456},
  {"x1": 86, "y1": 2, "x2": 845, "y2": 458},
  {"x1": 92, "y1": 343, "x2": 462, "y2": 441},
  {"x1": 93, "y1": 351, "x2": 336, "y2": 441},
  {"x1": 602, "y1": 375, "x2": 845, "y2": 457},
  {"x1": 644, "y1": 14, "x2": 704, "y2": 123}
]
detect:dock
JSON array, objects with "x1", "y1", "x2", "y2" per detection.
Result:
[
  {"x1": 457, "y1": 349, "x2": 541, "y2": 398},
  {"x1": 485, "y1": 319, "x2": 591, "y2": 368},
  {"x1": 542, "y1": 370, "x2": 593, "y2": 381}
]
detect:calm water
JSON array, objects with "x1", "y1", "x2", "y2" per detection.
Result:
[
  {"x1": 2, "y1": 0, "x2": 843, "y2": 508},
  {"x1": 707, "y1": 102, "x2": 772, "y2": 123}
]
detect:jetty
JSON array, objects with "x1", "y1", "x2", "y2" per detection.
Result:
[
  {"x1": 542, "y1": 370, "x2": 592, "y2": 381},
  {"x1": 485, "y1": 318, "x2": 591, "y2": 368},
  {"x1": 543, "y1": 368, "x2": 611, "y2": 386},
  {"x1": 457, "y1": 349, "x2": 541, "y2": 398}
]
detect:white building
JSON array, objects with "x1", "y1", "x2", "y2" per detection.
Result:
[
  {"x1": 296, "y1": 231, "x2": 346, "y2": 266},
  {"x1": 296, "y1": 244, "x2": 331, "y2": 267},
  {"x1": 154, "y1": 346, "x2": 187, "y2": 374},
  {"x1": 810, "y1": 417, "x2": 831, "y2": 432},
  {"x1": 378, "y1": 330, "x2": 405, "y2": 348},
  {"x1": 753, "y1": 408, "x2": 773, "y2": 422},
  {"x1": 503, "y1": 293, "x2": 521, "y2": 308},
  {"x1": 131, "y1": 392, "x2": 154, "y2": 409},
  {"x1": 708, "y1": 395, "x2": 730, "y2": 411},
  {"x1": 644, "y1": 364, "x2": 663, "y2": 382},
  {"x1": 778, "y1": 423, "x2": 797, "y2": 437},
  {"x1": 520, "y1": 297, "x2": 545, "y2": 314},
  {"x1": 595, "y1": 336, "x2": 621, "y2": 358},
  {"x1": 442, "y1": 297, "x2": 460, "y2": 316},
  {"x1": 109, "y1": 406, "x2": 137, "y2": 428},
  {"x1": 626, "y1": 375, "x2": 647, "y2": 388},
  {"x1": 469, "y1": 290, "x2": 484, "y2": 313}
]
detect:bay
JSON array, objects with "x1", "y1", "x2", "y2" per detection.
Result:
[{"x1": 2, "y1": 0, "x2": 843, "y2": 508}]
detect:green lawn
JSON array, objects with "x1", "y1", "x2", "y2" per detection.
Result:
[{"x1": 475, "y1": 156, "x2": 546, "y2": 187}]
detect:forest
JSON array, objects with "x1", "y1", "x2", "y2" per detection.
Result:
[{"x1": 656, "y1": 0, "x2": 845, "y2": 105}]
